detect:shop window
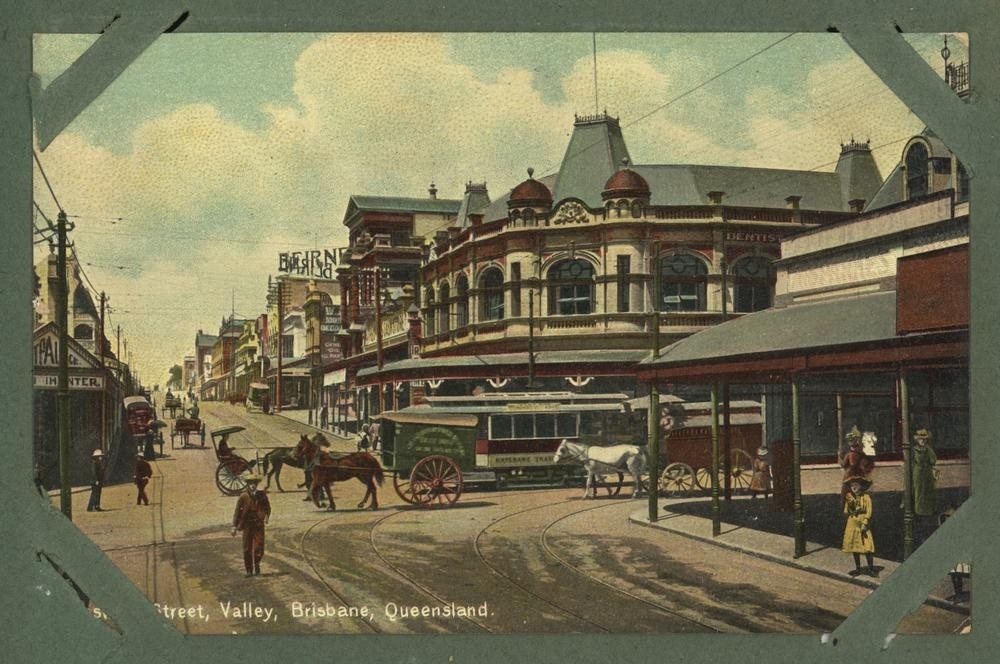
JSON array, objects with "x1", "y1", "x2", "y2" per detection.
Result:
[
  {"x1": 455, "y1": 275, "x2": 469, "y2": 328},
  {"x1": 957, "y1": 161, "x2": 970, "y2": 202},
  {"x1": 905, "y1": 142, "x2": 929, "y2": 199},
  {"x1": 548, "y1": 259, "x2": 594, "y2": 315},
  {"x1": 732, "y1": 255, "x2": 775, "y2": 313},
  {"x1": 658, "y1": 253, "x2": 707, "y2": 312},
  {"x1": 480, "y1": 268, "x2": 504, "y2": 321}
]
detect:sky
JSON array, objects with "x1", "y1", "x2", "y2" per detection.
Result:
[{"x1": 30, "y1": 32, "x2": 968, "y2": 386}]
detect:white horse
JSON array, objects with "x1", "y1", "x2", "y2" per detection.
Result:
[{"x1": 552, "y1": 439, "x2": 647, "y2": 499}]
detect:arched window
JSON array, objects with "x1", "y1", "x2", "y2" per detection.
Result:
[
  {"x1": 523, "y1": 209, "x2": 535, "y2": 226},
  {"x1": 424, "y1": 288, "x2": 436, "y2": 336},
  {"x1": 616, "y1": 200, "x2": 627, "y2": 218},
  {"x1": 658, "y1": 253, "x2": 707, "y2": 312},
  {"x1": 480, "y1": 268, "x2": 504, "y2": 321},
  {"x1": 548, "y1": 259, "x2": 594, "y2": 315},
  {"x1": 630, "y1": 201, "x2": 643, "y2": 219},
  {"x1": 438, "y1": 282, "x2": 451, "y2": 334},
  {"x1": 732, "y1": 255, "x2": 775, "y2": 313},
  {"x1": 455, "y1": 275, "x2": 469, "y2": 328},
  {"x1": 905, "y1": 142, "x2": 929, "y2": 200},
  {"x1": 73, "y1": 323, "x2": 94, "y2": 340},
  {"x1": 957, "y1": 161, "x2": 970, "y2": 202}
]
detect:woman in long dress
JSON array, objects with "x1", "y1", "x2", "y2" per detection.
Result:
[
  {"x1": 749, "y1": 447, "x2": 771, "y2": 499},
  {"x1": 842, "y1": 476, "x2": 876, "y2": 577}
]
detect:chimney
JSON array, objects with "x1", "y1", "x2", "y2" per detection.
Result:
[
  {"x1": 428, "y1": 182, "x2": 438, "y2": 199},
  {"x1": 848, "y1": 198, "x2": 866, "y2": 213},
  {"x1": 785, "y1": 195, "x2": 801, "y2": 210},
  {"x1": 707, "y1": 190, "x2": 725, "y2": 206}
]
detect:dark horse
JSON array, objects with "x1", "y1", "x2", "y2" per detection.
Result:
[
  {"x1": 295, "y1": 436, "x2": 384, "y2": 511},
  {"x1": 261, "y1": 433, "x2": 330, "y2": 492}
]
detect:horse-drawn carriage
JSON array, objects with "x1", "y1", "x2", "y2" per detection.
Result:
[
  {"x1": 211, "y1": 425, "x2": 259, "y2": 496},
  {"x1": 163, "y1": 393, "x2": 184, "y2": 418},
  {"x1": 170, "y1": 416, "x2": 206, "y2": 448},
  {"x1": 124, "y1": 396, "x2": 164, "y2": 456}
]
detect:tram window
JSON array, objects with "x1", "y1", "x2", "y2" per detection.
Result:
[
  {"x1": 514, "y1": 414, "x2": 534, "y2": 438},
  {"x1": 536, "y1": 413, "x2": 556, "y2": 438},
  {"x1": 579, "y1": 412, "x2": 603, "y2": 436},
  {"x1": 556, "y1": 413, "x2": 578, "y2": 437},
  {"x1": 490, "y1": 415, "x2": 512, "y2": 439}
]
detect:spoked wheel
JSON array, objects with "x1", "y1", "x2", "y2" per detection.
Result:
[
  {"x1": 393, "y1": 472, "x2": 418, "y2": 504},
  {"x1": 597, "y1": 472, "x2": 624, "y2": 497},
  {"x1": 730, "y1": 449, "x2": 754, "y2": 492},
  {"x1": 215, "y1": 458, "x2": 251, "y2": 496},
  {"x1": 409, "y1": 455, "x2": 463, "y2": 508},
  {"x1": 170, "y1": 427, "x2": 178, "y2": 450},
  {"x1": 694, "y1": 466, "x2": 724, "y2": 491},
  {"x1": 659, "y1": 462, "x2": 696, "y2": 496}
]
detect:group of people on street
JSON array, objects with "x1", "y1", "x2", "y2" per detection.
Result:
[{"x1": 85, "y1": 449, "x2": 155, "y2": 511}]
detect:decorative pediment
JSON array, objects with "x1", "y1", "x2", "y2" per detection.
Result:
[{"x1": 552, "y1": 200, "x2": 590, "y2": 225}]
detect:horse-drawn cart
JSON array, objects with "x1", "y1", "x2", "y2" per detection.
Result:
[
  {"x1": 124, "y1": 396, "x2": 164, "y2": 456},
  {"x1": 170, "y1": 417, "x2": 206, "y2": 448},
  {"x1": 163, "y1": 393, "x2": 184, "y2": 418},
  {"x1": 211, "y1": 425, "x2": 258, "y2": 496},
  {"x1": 378, "y1": 411, "x2": 479, "y2": 508}
]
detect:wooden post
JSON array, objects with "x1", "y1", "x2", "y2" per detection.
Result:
[
  {"x1": 276, "y1": 280, "x2": 283, "y2": 413},
  {"x1": 646, "y1": 311, "x2": 661, "y2": 523},
  {"x1": 792, "y1": 379, "x2": 805, "y2": 558},
  {"x1": 710, "y1": 382, "x2": 721, "y2": 536},
  {"x1": 900, "y1": 372, "x2": 914, "y2": 560},
  {"x1": 836, "y1": 393, "x2": 844, "y2": 465},
  {"x1": 56, "y1": 210, "x2": 72, "y2": 519}
]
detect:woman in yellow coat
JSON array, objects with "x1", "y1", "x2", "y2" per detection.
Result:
[{"x1": 842, "y1": 476, "x2": 876, "y2": 577}]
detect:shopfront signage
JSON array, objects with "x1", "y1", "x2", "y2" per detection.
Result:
[
  {"x1": 278, "y1": 249, "x2": 344, "y2": 279},
  {"x1": 33, "y1": 372, "x2": 105, "y2": 390},
  {"x1": 725, "y1": 231, "x2": 779, "y2": 243}
]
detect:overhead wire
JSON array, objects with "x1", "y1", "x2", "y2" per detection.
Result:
[{"x1": 32, "y1": 149, "x2": 64, "y2": 213}]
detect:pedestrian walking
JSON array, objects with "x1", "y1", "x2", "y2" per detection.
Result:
[
  {"x1": 134, "y1": 453, "x2": 153, "y2": 506},
  {"x1": 320, "y1": 405, "x2": 329, "y2": 429},
  {"x1": 87, "y1": 449, "x2": 105, "y2": 512},
  {"x1": 748, "y1": 446, "x2": 771, "y2": 499},
  {"x1": 369, "y1": 420, "x2": 381, "y2": 451},
  {"x1": 357, "y1": 422, "x2": 372, "y2": 452},
  {"x1": 840, "y1": 426, "x2": 875, "y2": 505},
  {"x1": 842, "y1": 476, "x2": 876, "y2": 577},
  {"x1": 911, "y1": 428, "x2": 938, "y2": 517},
  {"x1": 231, "y1": 474, "x2": 270, "y2": 577}
]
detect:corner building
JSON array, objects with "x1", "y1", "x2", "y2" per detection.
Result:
[{"x1": 352, "y1": 112, "x2": 881, "y2": 404}]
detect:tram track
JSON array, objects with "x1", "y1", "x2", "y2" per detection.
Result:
[{"x1": 539, "y1": 501, "x2": 728, "y2": 633}]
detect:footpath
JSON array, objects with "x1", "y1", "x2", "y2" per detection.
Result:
[{"x1": 629, "y1": 461, "x2": 970, "y2": 616}]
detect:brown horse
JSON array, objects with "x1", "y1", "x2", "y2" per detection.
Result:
[{"x1": 295, "y1": 436, "x2": 384, "y2": 511}]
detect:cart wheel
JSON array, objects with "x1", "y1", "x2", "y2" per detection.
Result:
[
  {"x1": 659, "y1": 462, "x2": 696, "y2": 496},
  {"x1": 409, "y1": 455, "x2": 463, "y2": 508},
  {"x1": 599, "y1": 472, "x2": 624, "y2": 497},
  {"x1": 694, "y1": 466, "x2": 725, "y2": 491},
  {"x1": 216, "y1": 459, "x2": 251, "y2": 496},
  {"x1": 730, "y1": 449, "x2": 754, "y2": 492},
  {"x1": 393, "y1": 473, "x2": 418, "y2": 504}
]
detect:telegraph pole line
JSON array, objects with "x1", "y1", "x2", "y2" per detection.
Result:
[
  {"x1": 99, "y1": 292, "x2": 107, "y2": 453},
  {"x1": 276, "y1": 279, "x2": 284, "y2": 414},
  {"x1": 56, "y1": 210, "x2": 72, "y2": 519}
]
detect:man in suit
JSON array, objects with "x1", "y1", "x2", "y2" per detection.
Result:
[
  {"x1": 231, "y1": 474, "x2": 271, "y2": 577},
  {"x1": 134, "y1": 453, "x2": 153, "y2": 505},
  {"x1": 87, "y1": 449, "x2": 105, "y2": 512}
]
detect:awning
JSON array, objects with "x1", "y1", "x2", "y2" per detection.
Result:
[
  {"x1": 639, "y1": 291, "x2": 967, "y2": 382},
  {"x1": 324, "y1": 368, "x2": 347, "y2": 386}
]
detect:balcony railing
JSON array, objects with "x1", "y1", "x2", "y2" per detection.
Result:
[{"x1": 946, "y1": 61, "x2": 969, "y2": 95}]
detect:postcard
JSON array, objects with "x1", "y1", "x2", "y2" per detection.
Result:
[{"x1": 26, "y1": 28, "x2": 973, "y2": 643}]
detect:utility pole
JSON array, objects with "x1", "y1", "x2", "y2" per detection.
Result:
[
  {"x1": 527, "y1": 290, "x2": 535, "y2": 387},
  {"x1": 56, "y1": 210, "x2": 72, "y2": 519},
  {"x1": 374, "y1": 267, "x2": 385, "y2": 415},
  {"x1": 116, "y1": 325, "x2": 121, "y2": 366},
  {"x1": 230, "y1": 289, "x2": 236, "y2": 397},
  {"x1": 647, "y1": 310, "x2": 661, "y2": 523},
  {"x1": 99, "y1": 292, "x2": 107, "y2": 453},
  {"x1": 276, "y1": 279, "x2": 284, "y2": 414}
]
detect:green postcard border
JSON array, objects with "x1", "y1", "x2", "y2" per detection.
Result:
[{"x1": 1, "y1": 1, "x2": 997, "y2": 662}]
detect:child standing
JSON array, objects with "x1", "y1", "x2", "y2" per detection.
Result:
[
  {"x1": 842, "y1": 476, "x2": 876, "y2": 577},
  {"x1": 749, "y1": 446, "x2": 771, "y2": 499}
]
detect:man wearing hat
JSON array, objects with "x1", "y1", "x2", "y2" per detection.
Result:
[
  {"x1": 86, "y1": 449, "x2": 105, "y2": 512},
  {"x1": 134, "y1": 453, "x2": 153, "y2": 506},
  {"x1": 232, "y1": 474, "x2": 271, "y2": 577},
  {"x1": 911, "y1": 428, "x2": 938, "y2": 517},
  {"x1": 841, "y1": 425, "x2": 875, "y2": 505},
  {"x1": 842, "y1": 476, "x2": 877, "y2": 577}
]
